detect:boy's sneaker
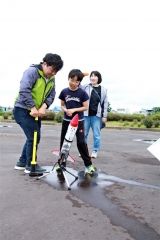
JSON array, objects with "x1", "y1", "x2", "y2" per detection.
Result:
[
  {"x1": 24, "y1": 164, "x2": 46, "y2": 174},
  {"x1": 91, "y1": 151, "x2": 98, "y2": 158},
  {"x1": 14, "y1": 161, "x2": 26, "y2": 170},
  {"x1": 85, "y1": 165, "x2": 96, "y2": 175}
]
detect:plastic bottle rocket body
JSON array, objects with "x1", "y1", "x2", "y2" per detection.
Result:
[{"x1": 60, "y1": 114, "x2": 79, "y2": 160}]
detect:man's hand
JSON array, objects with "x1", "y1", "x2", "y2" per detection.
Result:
[
  {"x1": 38, "y1": 103, "x2": 47, "y2": 117},
  {"x1": 30, "y1": 107, "x2": 39, "y2": 117}
]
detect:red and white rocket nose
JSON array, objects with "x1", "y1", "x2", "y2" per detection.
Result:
[{"x1": 70, "y1": 114, "x2": 79, "y2": 127}]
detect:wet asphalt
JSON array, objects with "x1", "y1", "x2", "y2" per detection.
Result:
[{"x1": 0, "y1": 122, "x2": 160, "y2": 240}]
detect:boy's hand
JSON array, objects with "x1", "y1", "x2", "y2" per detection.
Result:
[
  {"x1": 30, "y1": 107, "x2": 39, "y2": 117},
  {"x1": 66, "y1": 109, "x2": 75, "y2": 116},
  {"x1": 38, "y1": 103, "x2": 47, "y2": 117}
]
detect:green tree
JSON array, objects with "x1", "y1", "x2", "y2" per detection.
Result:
[
  {"x1": 152, "y1": 107, "x2": 160, "y2": 113},
  {"x1": 143, "y1": 117, "x2": 153, "y2": 128}
]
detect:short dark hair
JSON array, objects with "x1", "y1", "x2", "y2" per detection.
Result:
[
  {"x1": 43, "y1": 53, "x2": 63, "y2": 72},
  {"x1": 68, "y1": 69, "x2": 84, "y2": 82},
  {"x1": 90, "y1": 71, "x2": 102, "y2": 84}
]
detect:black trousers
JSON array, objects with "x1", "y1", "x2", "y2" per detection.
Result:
[{"x1": 60, "y1": 120, "x2": 92, "y2": 167}]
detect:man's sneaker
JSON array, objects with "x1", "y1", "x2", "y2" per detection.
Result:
[
  {"x1": 85, "y1": 165, "x2": 96, "y2": 175},
  {"x1": 24, "y1": 165, "x2": 31, "y2": 174},
  {"x1": 14, "y1": 161, "x2": 26, "y2": 170},
  {"x1": 91, "y1": 151, "x2": 98, "y2": 158},
  {"x1": 24, "y1": 164, "x2": 46, "y2": 174}
]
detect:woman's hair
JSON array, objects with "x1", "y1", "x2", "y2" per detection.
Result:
[
  {"x1": 68, "y1": 69, "x2": 84, "y2": 82},
  {"x1": 90, "y1": 71, "x2": 102, "y2": 84},
  {"x1": 43, "y1": 53, "x2": 63, "y2": 72}
]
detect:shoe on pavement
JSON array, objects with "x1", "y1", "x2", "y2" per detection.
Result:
[
  {"x1": 24, "y1": 164, "x2": 46, "y2": 174},
  {"x1": 91, "y1": 151, "x2": 98, "y2": 158},
  {"x1": 85, "y1": 164, "x2": 96, "y2": 175},
  {"x1": 14, "y1": 161, "x2": 26, "y2": 170}
]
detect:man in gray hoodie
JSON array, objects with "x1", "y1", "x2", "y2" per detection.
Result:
[{"x1": 13, "y1": 53, "x2": 63, "y2": 173}]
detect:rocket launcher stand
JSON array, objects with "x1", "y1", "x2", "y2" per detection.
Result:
[
  {"x1": 37, "y1": 155, "x2": 78, "y2": 190},
  {"x1": 56, "y1": 156, "x2": 78, "y2": 190},
  {"x1": 37, "y1": 114, "x2": 79, "y2": 190}
]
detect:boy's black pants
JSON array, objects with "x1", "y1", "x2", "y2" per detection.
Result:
[{"x1": 60, "y1": 120, "x2": 92, "y2": 167}]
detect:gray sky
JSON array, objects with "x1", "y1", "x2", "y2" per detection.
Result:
[{"x1": 0, "y1": 0, "x2": 160, "y2": 112}]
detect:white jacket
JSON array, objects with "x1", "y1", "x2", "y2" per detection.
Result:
[{"x1": 82, "y1": 84, "x2": 108, "y2": 118}]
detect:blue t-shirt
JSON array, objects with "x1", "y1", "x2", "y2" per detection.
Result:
[{"x1": 59, "y1": 87, "x2": 89, "y2": 121}]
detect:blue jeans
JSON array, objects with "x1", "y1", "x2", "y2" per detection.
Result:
[
  {"x1": 84, "y1": 116, "x2": 101, "y2": 151},
  {"x1": 13, "y1": 107, "x2": 41, "y2": 166}
]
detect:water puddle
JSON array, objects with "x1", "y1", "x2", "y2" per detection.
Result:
[
  {"x1": 98, "y1": 172, "x2": 160, "y2": 190},
  {"x1": 72, "y1": 187, "x2": 160, "y2": 240},
  {"x1": 40, "y1": 166, "x2": 160, "y2": 191},
  {"x1": 38, "y1": 166, "x2": 160, "y2": 240}
]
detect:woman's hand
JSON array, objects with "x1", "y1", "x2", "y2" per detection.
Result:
[{"x1": 102, "y1": 117, "x2": 107, "y2": 123}]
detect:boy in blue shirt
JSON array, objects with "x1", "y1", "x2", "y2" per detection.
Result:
[{"x1": 58, "y1": 69, "x2": 96, "y2": 175}]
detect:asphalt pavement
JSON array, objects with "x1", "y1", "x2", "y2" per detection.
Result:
[{"x1": 0, "y1": 122, "x2": 160, "y2": 240}]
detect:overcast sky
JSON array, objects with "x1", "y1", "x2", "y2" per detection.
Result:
[{"x1": 0, "y1": 0, "x2": 160, "y2": 112}]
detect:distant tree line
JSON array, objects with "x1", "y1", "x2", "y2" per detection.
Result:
[
  {"x1": 152, "y1": 107, "x2": 160, "y2": 113},
  {"x1": 1, "y1": 105, "x2": 160, "y2": 129}
]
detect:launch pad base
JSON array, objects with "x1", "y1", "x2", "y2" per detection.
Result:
[{"x1": 37, "y1": 163, "x2": 78, "y2": 190}]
